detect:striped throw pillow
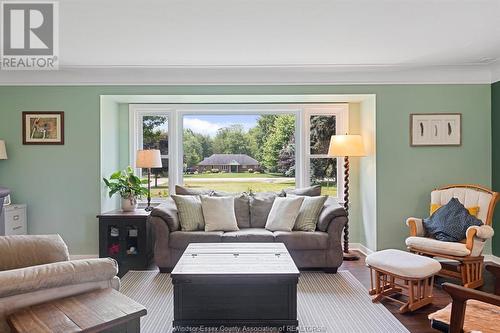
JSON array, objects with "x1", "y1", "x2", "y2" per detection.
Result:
[
  {"x1": 292, "y1": 195, "x2": 328, "y2": 232},
  {"x1": 171, "y1": 195, "x2": 205, "y2": 231}
]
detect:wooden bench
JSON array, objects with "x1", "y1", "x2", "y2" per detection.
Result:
[{"x1": 7, "y1": 288, "x2": 147, "y2": 333}]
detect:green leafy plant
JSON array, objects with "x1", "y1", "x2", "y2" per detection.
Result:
[{"x1": 103, "y1": 166, "x2": 148, "y2": 199}]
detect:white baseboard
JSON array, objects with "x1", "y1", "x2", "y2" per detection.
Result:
[
  {"x1": 69, "y1": 254, "x2": 99, "y2": 260},
  {"x1": 484, "y1": 254, "x2": 500, "y2": 265},
  {"x1": 349, "y1": 243, "x2": 374, "y2": 256}
]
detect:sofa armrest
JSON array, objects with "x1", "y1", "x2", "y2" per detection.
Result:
[
  {"x1": 150, "y1": 197, "x2": 179, "y2": 231},
  {"x1": 0, "y1": 234, "x2": 69, "y2": 271},
  {"x1": 327, "y1": 215, "x2": 348, "y2": 241},
  {"x1": 148, "y1": 214, "x2": 171, "y2": 269},
  {"x1": 406, "y1": 218, "x2": 425, "y2": 237},
  {"x1": 0, "y1": 258, "x2": 118, "y2": 298},
  {"x1": 317, "y1": 204, "x2": 347, "y2": 232},
  {"x1": 325, "y1": 214, "x2": 348, "y2": 268}
]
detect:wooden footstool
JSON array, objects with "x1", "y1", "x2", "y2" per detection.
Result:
[
  {"x1": 366, "y1": 249, "x2": 441, "y2": 313},
  {"x1": 7, "y1": 288, "x2": 147, "y2": 333}
]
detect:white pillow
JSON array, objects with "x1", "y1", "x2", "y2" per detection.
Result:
[
  {"x1": 201, "y1": 196, "x2": 239, "y2": 232},
  {"x1": 265, "y1": 197, "x2": 304, "y2": 232}
]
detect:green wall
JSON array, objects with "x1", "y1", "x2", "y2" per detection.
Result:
[
  {"x1": 0, "y1": 85, "x2": 491, "y2": 254},
  {"x1": 492, "y1": 81, "x2": 500, "y2": 255}
]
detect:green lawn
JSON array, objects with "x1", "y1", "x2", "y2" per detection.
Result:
[
  {"x1": 183, "y1": 172, "x2": 286, "y2": 179},
  {"x1": 149, "y1": 180, "x2": 336, "y2": 197}
]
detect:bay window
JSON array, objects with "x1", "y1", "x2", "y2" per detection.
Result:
[{"x1": 130, "y1": 104, "x2": 347, "y2": 202}]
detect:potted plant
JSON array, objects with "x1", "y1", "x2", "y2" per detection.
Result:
[{"x1": 103, "y1": 167, "x2": 148, "y2": 211}]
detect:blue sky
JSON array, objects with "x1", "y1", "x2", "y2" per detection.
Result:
[{"x1": 183, "y1": 115, "x2": 259, "y2": 137}]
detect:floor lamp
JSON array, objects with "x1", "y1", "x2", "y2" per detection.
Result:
[
  {"x1": 136, "y1": 149, "x2": 162, "y2": 212},
  {"x1": 328, "y1": 134, "x2": 366, "y2": 261}
]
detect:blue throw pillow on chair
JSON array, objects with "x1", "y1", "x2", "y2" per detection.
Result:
[{"x1": 423, "y1": 197, "x2": 483, "y2": 242}]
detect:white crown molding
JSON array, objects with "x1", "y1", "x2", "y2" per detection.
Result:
[
  {"x1": 0, "y1": 64, "x2": 494, "y2": 85},
  {"x1": 491, "y1": 61, "x2": 500, "y2": 84}
]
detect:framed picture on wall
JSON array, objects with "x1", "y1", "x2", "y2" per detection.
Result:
[
  {"x1": 410, "y1": 113, "x2": 461, "y2": 146},
  {"x1": 22, "y1": 112, "x2": 65, "y2": 145}
]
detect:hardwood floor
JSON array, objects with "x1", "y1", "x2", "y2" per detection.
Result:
[{"x1": 339, "y1": 251, "x2": 497, "y2": 333}]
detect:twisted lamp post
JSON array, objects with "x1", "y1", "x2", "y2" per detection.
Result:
[{"x1": 328, "y1": 134, "x2": 366, "y2": 261}]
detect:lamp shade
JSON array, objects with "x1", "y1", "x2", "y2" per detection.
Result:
[
  {"x1": 328, "y1": 135, "x2": 366, "y2": 157},
  {"x1": 0, "y1": 140, "x2": 7, "y2": 160},
  {"x1": 136, "y1": 149, "x2": 162, "y2": 168}
]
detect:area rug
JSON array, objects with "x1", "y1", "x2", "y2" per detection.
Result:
[{"x1": 121, "y1": 270, "x2": 409, "y2": 333}]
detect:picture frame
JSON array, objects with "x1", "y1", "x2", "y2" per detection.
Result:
[
  {"x1": 410, "y1": 113, "x2": 461, "y2": 146},
  {"x1": 22, "y1": 112, "x2": 65, "y2": 145}
]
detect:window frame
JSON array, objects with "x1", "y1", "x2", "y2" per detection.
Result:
[
  {"x1": 130, "y1": 103, "x2": 348, "y2": 203},
  {"x1": 303, "y1": 105, "x2": 348, "y2": 199}
]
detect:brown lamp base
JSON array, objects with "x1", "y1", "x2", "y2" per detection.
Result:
[{"x1": 343, "y1": 251, "x2": 360, "y2": 261}]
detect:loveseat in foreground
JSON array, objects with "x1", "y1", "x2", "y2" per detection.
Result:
[
  {"x1": 149, "y1": 188, "x2": 348, "y2": 273},
  {"x1": 0, "y1": 235, "x2": 120, "y2": 332}
]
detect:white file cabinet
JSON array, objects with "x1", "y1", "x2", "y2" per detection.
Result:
[{"x1": 1, "y1": 204, "x2": 27, "y2": 235}]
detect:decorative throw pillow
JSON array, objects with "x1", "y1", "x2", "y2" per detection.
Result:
[
  {"x1": 175, "y1": 185, "x2": 214, "y2": 196},
  {"x1": 249, "y1": 192, "x2": 278, "y2": 228},
  {"x1": 265, "y1": 197, "x2": 304, "y2": 232},
  {"x1": 430, "y1": 203, "x2": 479, "y2": 217},
  {"x1": 423, "y1": 198, "x2": 483, "y2": 242},
  {"x1": 171, "y1": 195, "x2": 205, "y2": 231},
  {"x1": 284, "y1": 185, "x2": 322, "y2": 197},
  {"x1": 291, "y1": 195, "x2": 328, "y2": 231},
  {"x1": 201, "y1": 196, "x2": 239, "y2": 232},
  {"x1": 213, "y1": 191, "x2": 250, "y2": 228}
]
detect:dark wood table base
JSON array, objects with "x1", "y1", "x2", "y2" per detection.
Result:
[{"x1": 171, "y1": 243, "x2": 300, "y2": 331}]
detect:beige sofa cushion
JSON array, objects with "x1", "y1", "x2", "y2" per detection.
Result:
[
  {"x1": 406, "y1": 236, "x2": 471, "y2": 256},
  {"x1": 171, "y1": 195, "x2": 205, "y2": 231},
  {"x1": 0, "y1": 258, "x2": 118, "y2": 298},
  {"x1": 274, "y1": 231, "x2": 328, "y2": 250},
  {"x1": 366, "y1": 249, "x2": 441, "y2": 279},
  {"x1": 201, "y1": 196, "x2": 239, "y2": 232},
  {"x1": 170, "y1": 231, "x2": 223, "y2": 249},
  {"x1": 0, "y1": 234, "x2": 69, "y2": 271},
  {"x1": 222, "y1": 228, "x2": 275, "y2": 242},
  {"x1": 265, "y1": 197, "x2": 304, "y2": 231}
]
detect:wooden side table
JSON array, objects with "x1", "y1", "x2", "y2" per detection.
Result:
[
  {"x1": 7, "y1": 288, "x2": 147, "y2": 333},
  {"x1": 97, "y1": 210, "x2": 153, "y2": 277}
]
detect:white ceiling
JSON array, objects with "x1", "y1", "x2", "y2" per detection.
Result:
[{"x1": 3, "y1": 0, "x2": 500, "y2": 84}]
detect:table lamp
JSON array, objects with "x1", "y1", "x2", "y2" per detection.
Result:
[
  {"x1": 136, "y1": 149, "x2": 162, "y2": 211},
  {"x1": 328, "y1": 134, "x2": 366, "y2": 261}
]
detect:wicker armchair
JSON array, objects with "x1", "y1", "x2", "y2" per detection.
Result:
[{"x1": 405, "y1": 184, "x2": 499, "y2": 288}]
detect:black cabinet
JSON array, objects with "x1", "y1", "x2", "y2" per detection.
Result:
[{"x1": 97, "y1": 210, "x2": 153, "y2": 277}]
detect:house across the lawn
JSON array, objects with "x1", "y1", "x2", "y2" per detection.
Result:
[{"x1": 197, "y1": 154, "x2": 259, "y2": 173}]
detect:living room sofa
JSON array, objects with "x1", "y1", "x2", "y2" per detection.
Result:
[{"x1": 149, "y1": 187, "x2": 348, "y2": 273}]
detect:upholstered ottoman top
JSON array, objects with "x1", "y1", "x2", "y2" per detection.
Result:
[{"x1": 366, "y1": 249, "x2": 441, "y2": 279}]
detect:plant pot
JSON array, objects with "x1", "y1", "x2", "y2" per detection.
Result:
[{"x1": 121, "y1": 196, "x2": 138, "y2": 212}]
